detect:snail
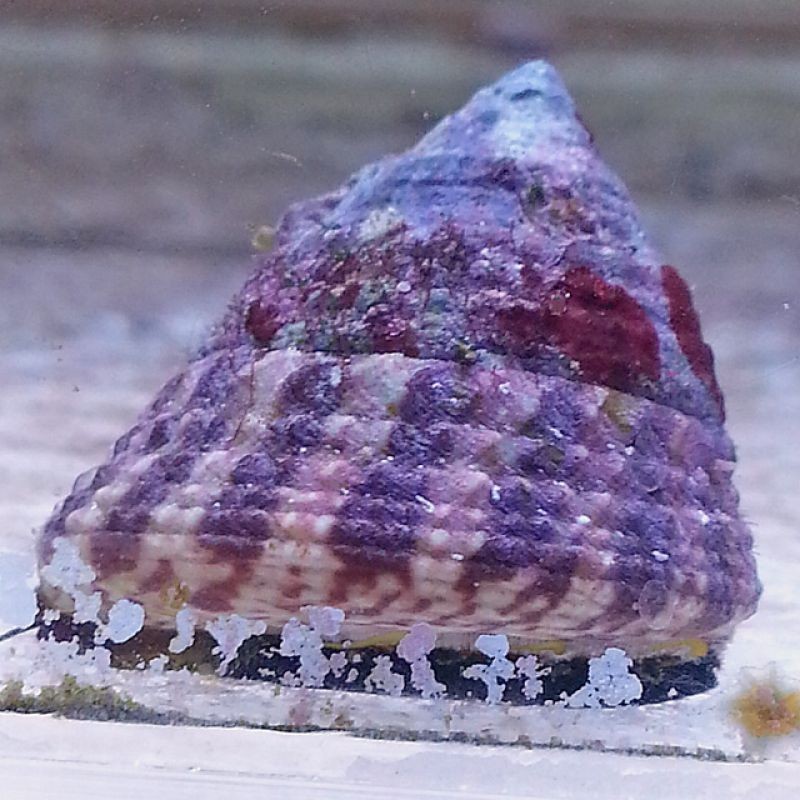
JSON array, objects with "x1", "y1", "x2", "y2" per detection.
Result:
[{"x1": 36, "y1": 61, "x2": 760, "y2": 705}]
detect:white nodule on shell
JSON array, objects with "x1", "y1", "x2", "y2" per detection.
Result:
[
  {"x1": 128, "y1": 454, "x2": 160, "y2": 478},
  {"x1": 152, "y1": 504, "x2": 205, "y2": 535},
  {"x1": 93, "y1": 483, "x2": 130, "y2": 511},
  {"x1": 64, "y1": 506, "x2": 103, "y2": 536},
  {"x1": 175, "y1": 484, "x2": 207, "y2": 507}
]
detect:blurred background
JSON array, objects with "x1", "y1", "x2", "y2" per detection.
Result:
[{"x1": 0, "y1": 1, "x2": 798, "y2": 671}]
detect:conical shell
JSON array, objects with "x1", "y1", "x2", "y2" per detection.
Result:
[{"x1": 38, "y1": 62, "x2": 760, "y2": 660}]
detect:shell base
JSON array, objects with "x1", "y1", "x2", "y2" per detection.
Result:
[{"x1": 38, "y1": 615, "x2": 719, "y2": 706}]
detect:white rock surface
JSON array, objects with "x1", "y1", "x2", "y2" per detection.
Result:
[{"x1": 2, "y1": 712, "x2": 799, "y2": 800}]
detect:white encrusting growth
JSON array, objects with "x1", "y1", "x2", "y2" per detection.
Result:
[
  {"x1": 206, "y1": 614, "x2": 267, "y2": 675},
  {"x1": 279, "y1": 605, "x2": 345, "y2": 687},
  {"x1": 41, "y1": 608, "x2": 61, "y2": 624},
  {"x1": 329, "y1": 651, "x2": 348, "y2": 678},
  {"x1": 397, "y1": 623, "x2": 445, "y2": 699},
  {"x1": 38, "y1": 636, "x2": 113, "y2": 682},
  {"x1": 463, "y1": 634, "x2": 515, "y2": 704},
  {"x1": 566, "y1": 647, "x2": 643, "y2": 708},
  {"x1": 99, "y1": 598, "x2": 145, "y2": 644},
  {"x1": 73, "y1": 590, "x2": 102, "y2": 625},
  {"x1": 345, "y1": 667, "x2": 359, "y2": 684},
  {"x1": 515, "y1": 654, "x2": 549, "y2": 701},
  {"x1": 40, "y1": 537, "x2": 145, "y2": 645},
  {"x1": 365, "y1": 655, "x2": 405, "y2": 696},
  {"x1": 40, "y1": 537, "x2": 95, "y2": 595},
  {"x1": 146, "y1": 654, "x2": 169, "y2": 674},
  {"x1": 168, "y1": 607, "x2": 197, "y2": 654},
  {"x1": 36, "y1": 545, "x2": 644, "y2": 715},
  {"x1": 307, "y1": 605, "x2": 345, "y2": 638}
]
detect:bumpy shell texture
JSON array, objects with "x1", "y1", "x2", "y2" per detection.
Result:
[{"x1": 39, "y1": 61, "x2": 760, "y2": 657}]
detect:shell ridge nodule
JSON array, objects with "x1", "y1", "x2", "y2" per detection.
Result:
[{"x1": 36, "y1": 60, "x2": 759, "y2": 701}]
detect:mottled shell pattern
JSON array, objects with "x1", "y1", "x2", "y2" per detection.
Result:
[{"x1": 38, "y1": 62, "x2": 760, "y2": 663}]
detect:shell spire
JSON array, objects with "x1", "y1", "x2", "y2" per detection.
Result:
[
  {"x1": 211, "y1": 61, "x2": 724, "y2": 423},
  {"x1": 37, "y1": 61, "x2": 759, "y2": 703}
]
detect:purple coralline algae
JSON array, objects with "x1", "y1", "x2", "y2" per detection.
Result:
[{"x1": 37, "y1": 62, "x2": 760, "y2": 677}]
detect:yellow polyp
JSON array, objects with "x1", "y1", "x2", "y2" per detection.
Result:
[
  {"x1": 513, "y1": 640, "x2": 567, "y2": 657},
  {"x1": 731, "y1": 681, "x2": 800, "y2": 739},
  {"x1": 159, "y1": 580, "x2": 190, "y2": 613},
  {"x1": 600, "y1": 390, "x2": 634, "y2": 436},
  {"x1": 648, "y1": 638, "x2": 709, "y2": 659},
  {"x1": 250, "y1": 224, "x2": 276, "y2": 252}
]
